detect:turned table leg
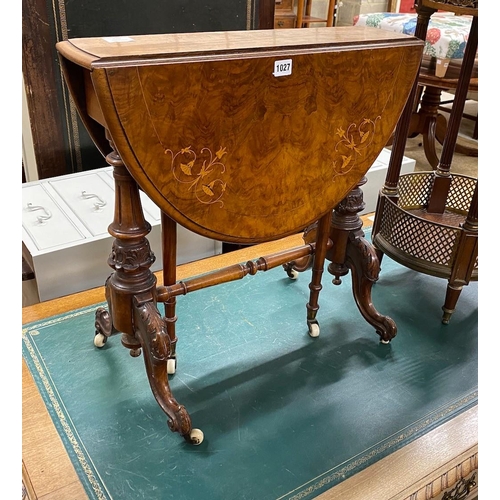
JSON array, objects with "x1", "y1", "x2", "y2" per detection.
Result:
[
  {"x1": 305, "y1": 211, "x2": 333, "y2": 338},
  {"x1": 94, "y1": 139, "x2": 201, "y2": 444},
  {"x1": 160, "y1": 212, "x2": 179, "y2": 375},
  {"x1": 94, "y1": 140, "x2": 157, "y2": 351}
]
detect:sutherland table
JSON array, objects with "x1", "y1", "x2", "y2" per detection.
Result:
[{"x1": 55, "y1": 27, "x2": 423, "y2": 444}]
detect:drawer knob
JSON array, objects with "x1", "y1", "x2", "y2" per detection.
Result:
[
  {"x1": 26, "y1": 203, "x2": 52, "y2": 225},
  {"x1": 81, "y1": 191, "x2": 107, "y2": 211}
]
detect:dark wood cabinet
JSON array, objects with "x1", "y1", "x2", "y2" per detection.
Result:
[{"x1": 274, "y1": 0, "x2": 297, "y2": 28}]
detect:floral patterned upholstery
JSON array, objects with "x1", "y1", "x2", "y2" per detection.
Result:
[{"x1": 353, "y1": 12, "x2": 473, "y2": 74}]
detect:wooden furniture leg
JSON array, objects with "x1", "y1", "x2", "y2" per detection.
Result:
[
  {"x1": 441, "y1": 182, "x2": 478, "y2": 324},
  {"x1": 285, "y1": 179, "x2": 397, "y2": 343},
  {"x1": 94, "y1": 141, "x2": 203, "y2": 444},
  {"x1": 94, "y1": 139, "x2": 157, "y2": 352},
  {"x1": 408, "y1": 85, "x2": 444, "y2": 169},
  {"x1": 407, "y1": 83, "x2": 478, "y2": 170},
  {"x1": 132, "y1": 293, "x2": 203, "y2": 444},
  {"x1": 328, "y1": 178, "x2": 397, "y2": 343},
  {"x1": 305, "y1": 211, "x2": 332, "y2": 338},
  {"x1": 160, "y1": 212, "x2": 179, "y2": 375},
  {"x1": 434, "y1": 104, "x2": 478, "y2": 158}
]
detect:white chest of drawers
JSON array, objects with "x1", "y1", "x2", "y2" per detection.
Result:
[{"x1": 22, "y1": 167, "x2": 222, "y2": 302}]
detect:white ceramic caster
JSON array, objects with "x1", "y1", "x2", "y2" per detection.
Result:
[
  {"x1": 94, "y1": 333, "x2": 106, "y2": 348},
  {"x1": 288, "y1": 269, "x2": 299, "y2": 280},
  {"x1": 190, "y1": 428, "x2": 204, "y2": 445},
  {"x1": 308, "y1": 323, "x2": 320, "y2": 338},
  {"x1": 380, "y1": 339, "x2": 391, "y2": 344},
  {"x1": 167, "y1": 358, "x2": 176, "y2": 375}
]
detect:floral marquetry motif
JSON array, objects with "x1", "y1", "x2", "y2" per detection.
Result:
[
  {"x1": 332, "y1": 117, "x2": 380, "y2": 180},
  {"x1": 166, "y1": 146, "x2": 228, "y2": 206}
]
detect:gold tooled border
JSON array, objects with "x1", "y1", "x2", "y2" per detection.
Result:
[
  {"x1": 279, "y1": 391, "x2": 478, "y2": 500},
  {"x1": 23, "y1": 305, "x2": 108, "y2": 500}
]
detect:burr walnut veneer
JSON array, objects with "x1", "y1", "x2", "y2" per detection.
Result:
[{"x1": 56, "y1": 27, "x2": 423, "y2": 444}]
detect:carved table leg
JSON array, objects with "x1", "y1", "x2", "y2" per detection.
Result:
[
  {"x1": 133, "y1": 295, "x2": 203, "y2": 445},
  {"x1": 328, "y1": 177, "x2": 397, "y2": 343},
  {"x1": 94, "y1": 140, "x2": 157, "y2": 352},
  {"x1": 417, "y1": 85, "x2": 443, "y2": 169},
  {"x1": 284, "y1": 178, "x2": 397, "y2": 343},
  {"x1": 94, "y1": 283, "x2": 118, "y2": 348},
  {"x1": 94, "y1": 138, "x2": 200, "y2": 443}
]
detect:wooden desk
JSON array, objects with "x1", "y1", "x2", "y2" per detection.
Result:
[
  {"x1": 22, "y1": 234, "x2": 478, "y2": 499},
  {"x1": 54, "y1": 27, "x2": 423, "y2": 444}
]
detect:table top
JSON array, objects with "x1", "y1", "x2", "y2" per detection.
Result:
[
  {"x1": 57, "y1": 27, "x2": 420, "y2": 67},
  {"x1": 56, "y1": 27, "x2": 423, "y2": 244}
]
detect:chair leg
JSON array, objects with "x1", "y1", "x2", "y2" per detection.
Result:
[
  {"x1": 435, "y1": 115, "x2": 478, "y2": 158},
  {"x1": 418, "y1": 85, "x2": 443, "y2": 168},
  {"x1": 472, "y1": 113, "x2": 478, "y2": 140},
  {"x1": 442, "y1": 283, "x2": 463, "y2": 325}
]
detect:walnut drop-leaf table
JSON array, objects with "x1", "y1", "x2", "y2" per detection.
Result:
[{"x1": 56, "y1": 27, "x2": 423, "y2": 444}]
